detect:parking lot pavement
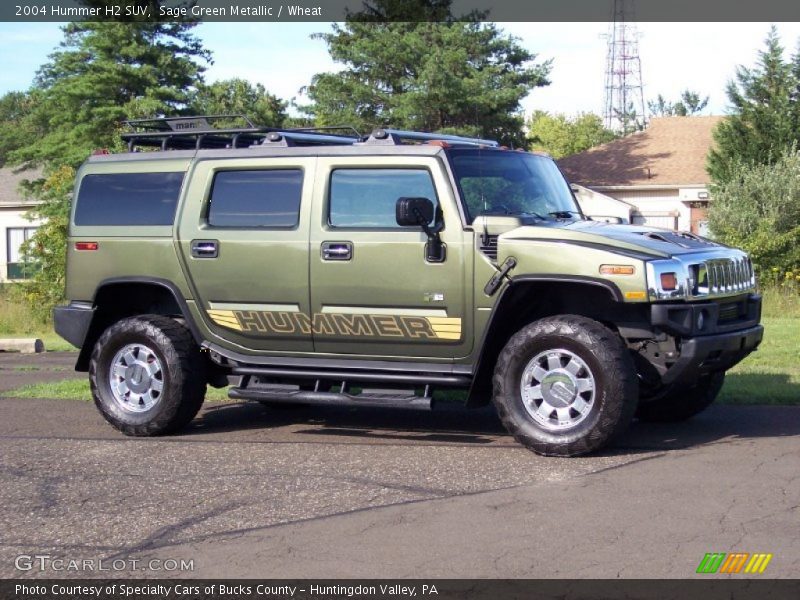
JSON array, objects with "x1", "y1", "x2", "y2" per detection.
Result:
[
  {"x1": 0, "y1": 352, "x2": 798, "y2": 579},
  {"x1": 0, "y1": 351, "x2": 78, "y2": 394}
]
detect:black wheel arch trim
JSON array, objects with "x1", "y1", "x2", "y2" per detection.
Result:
[
  {"x1": 465, "y1": 274, "x2": 626, "y2": 407},
  {"x1": 71, "y1": 276, "x2": 203, "y2": 371}
]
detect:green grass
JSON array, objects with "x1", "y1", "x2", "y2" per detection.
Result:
[
  {"x1": 717, "y1": 317, "x2": 800, "y2": 405},
  {"x1": 0, "y1": 288, "x2": 76, "y2": 352},
  {"x1": 3, "y1": 379, "x2": 231, "y2": 402}
]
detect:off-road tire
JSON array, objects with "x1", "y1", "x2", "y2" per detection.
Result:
[
  {"x1": 636, "y1": 372, "x2": 724, "y2": 422},
  {"x1": 492, "y1": 315, "x2": 638, "y2": 457},
  {"x1": 89, "y1": 315, "x2": 206, "y2": 436}
]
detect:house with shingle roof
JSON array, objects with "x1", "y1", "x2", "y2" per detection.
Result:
[
  {"x1": 0, "y1": 166, "x2": 44, "y2": 281},
  {"x1": 559, "y1": 116, "x2": 722, "y2": 234}
]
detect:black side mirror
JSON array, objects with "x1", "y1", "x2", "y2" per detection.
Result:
[
  {"x1": 396, "y1": 197, "x2": 434, "y2": 227},
  {"x1": 395, "y1": 197, "x2": 445, "y2": 262}
]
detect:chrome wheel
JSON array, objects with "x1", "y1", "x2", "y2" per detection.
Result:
[
  {"x1": 108, "y1": 343, "x2": 164, "y2": 413},
  {"x1": 520, "y1": 348, "x2": 596, "y2": 431}
]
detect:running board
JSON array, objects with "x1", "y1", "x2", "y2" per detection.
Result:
[
  {"x1": 229, "y1": 387, "x2": 432, "y2": 410},
  {"x1": 230, "y1": 366, "x2": 470, "y2": 387}
]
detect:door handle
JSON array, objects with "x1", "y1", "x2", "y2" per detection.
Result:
[
  {"x1": 191, "y1": 239, "x2": 219, "y2": 258},
  {"x1": 321, "y1": 241, "x2": 353, "y2": 261}
]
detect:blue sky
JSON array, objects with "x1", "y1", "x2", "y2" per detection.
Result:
[{"x1": 2, "y1": 22, "x2": 800, "y2": 118}]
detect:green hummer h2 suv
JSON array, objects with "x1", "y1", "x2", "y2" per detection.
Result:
[{"x1": 54, "y1": 116, "x2": 763, "y2": 456}]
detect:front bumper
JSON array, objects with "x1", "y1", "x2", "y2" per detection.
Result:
[{"x1": 662, "y1": 323, "x2": 764, "y2": 387}]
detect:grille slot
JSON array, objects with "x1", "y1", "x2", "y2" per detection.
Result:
[
  {"x1": 718, "y1": 301, "x2": 745, "y2": 322},
  {"x1": 693, "y1": 256, "x2": 754, "y2": 298},
  {"x1": 480, "y1": 234, "x2": 498, "y2": 260}
]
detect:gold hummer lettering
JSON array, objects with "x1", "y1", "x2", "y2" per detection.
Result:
[
  {"x1": 237, "y1": 311, "x2": 266, "y2": 333},
  {"x1": 400, "y1": 316, "x2": 437, "y2": 338},
  {"x1": 370, "y1": 315, "x2": 404, "y2": 337},
  {"x1": 312, "y1": 313, "x2": 335, "y2": 335},
  {"x1": 263, "y1": 311, "x2": 297, "y2": 334},
  {"x1": 332, "y1": 314, "x2": 374, "y2": 337}
]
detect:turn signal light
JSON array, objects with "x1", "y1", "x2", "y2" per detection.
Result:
[
  {"x1": 599, "y1": 264, "x2": 635, "y2": 275},
  {"x1": 660, "y1": 272, "x2": 678, "y2": 290},
  {"x1": 75, "y1": 242, "x2": 99, "y2": 251}
]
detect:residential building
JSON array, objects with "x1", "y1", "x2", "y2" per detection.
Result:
[
  {"x1": 559, "y1": 116, "x2": 722, "y2": 234},
  {"x1": 0, "y1": 166, "x2": 43, "y2": 282}
]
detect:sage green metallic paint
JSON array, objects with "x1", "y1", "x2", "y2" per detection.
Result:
[{"x1": 64, "y1": 146, "x2": 746, "y2": 368}]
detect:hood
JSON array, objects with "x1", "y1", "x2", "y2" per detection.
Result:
[{"x1": 498, "y1": 219, "x2": 724, "y2": 259}]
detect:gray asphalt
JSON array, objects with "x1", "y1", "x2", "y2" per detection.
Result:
[{"x1": 0, "y1": 351, "x2": 797, "y2": 579}]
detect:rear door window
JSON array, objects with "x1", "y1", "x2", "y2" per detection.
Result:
[{"x1": 207, "y1": 169, "x2": 304, "y2": 228}]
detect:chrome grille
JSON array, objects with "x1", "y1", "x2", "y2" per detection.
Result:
[{"x1": 693, "y1": 256, "x2": 755, "y2": 298}]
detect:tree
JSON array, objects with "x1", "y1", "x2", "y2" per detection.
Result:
[
  {"x1": 648, "y1": 90, "x2": 709, "y2": 117},
  {"x1": 707, "y1": 27, "x2": 800, "y2": 183},
  {"x1": 190, "y1": 79, "x2": 288, "y2": 128},
  {"x1": 708, "y1": 147, "x2": 800, "y2": 274},
  {"x1": 7, "y1": 6, "x2": 211, "y2": 316},
  {"x1": 11, "y1": 17, "x2": 211, "y2": 169},
  {"x1": 527, "y1": 111, "x2": 617, "y2": 159},
  {"x1": 0, "y1": 91, "x2": 42, "y2": 167},
  {"x1": 304, "y1": 1, "x2": 550, "y2": 147}
]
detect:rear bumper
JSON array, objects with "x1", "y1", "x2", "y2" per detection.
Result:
[
  {"x1": 53, "y1": 303, "x2": 94, "y2": 349},
  {"x1": 662, "y1": 324, "x2": 764, "y2": 387}
]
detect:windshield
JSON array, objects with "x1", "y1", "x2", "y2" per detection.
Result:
[{"x1": 447, "y1": 149, "x2": 582, "y2": 223}]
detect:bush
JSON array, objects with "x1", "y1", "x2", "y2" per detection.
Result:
[{"x1": 708, "y1": 148, "x2": 800, "y2": 275}]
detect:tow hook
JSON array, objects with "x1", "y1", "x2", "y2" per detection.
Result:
[{"x1": 484, "y1": 257, "x2": 517, "y2": 296}]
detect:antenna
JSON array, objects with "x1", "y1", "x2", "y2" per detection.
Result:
[{"x1": 602, "y1": 0, "x2": 646, "y2": 135}]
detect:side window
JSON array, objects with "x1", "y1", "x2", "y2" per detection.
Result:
[
  {"x1": 329, "y1": 169, "x2": 438, "y2": 228},
  {"x1": 208, "y1": 169, "x2": 303, "y2": 228},
  {"x1": 75, "y1": 172, "x2": 184, "y2": 226}
]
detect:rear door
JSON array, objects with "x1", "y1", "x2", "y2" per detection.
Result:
[
  {"x1": 177, "y1": 156, "x2": 315, "y2": 353},
  {"x1": 308, "y1": 156, "x2": 473, "y2": 359}
]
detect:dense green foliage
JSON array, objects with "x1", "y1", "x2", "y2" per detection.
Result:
[
  {"x1": 2, "y1": 9, "x2": 211, "y2": 315},
  {"x1": 10, "y1": 20, "x2": 210, "y2": 169},
  {"x1": 647, "y1": 90, "x2": 709, "y2": 117},
  {"x1": 527, "y1": 112, "x2": 617, "y2": 159},
  {"x1": 708, "y1": 148, "x2": 800, "y2": 273},
  {"x1": 305, "y1": 1, "x2": 550, "y2": 146},
  {"x1": 189, "y1": 78, "x2": 288, "y2": 127},
  {"x1": 707, "y1": 27, "x2": 800, "y2": 184}
]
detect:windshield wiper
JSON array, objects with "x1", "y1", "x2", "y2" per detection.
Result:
[
  {"x1": 518, "y1": 211, "x2": 547, "y2": 220},
  {"x1": 548, "y1": 210, "x2": 583, "y2": 220}
]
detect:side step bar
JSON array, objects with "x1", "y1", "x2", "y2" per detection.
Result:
[
  {"x1": 230, "y1": 366, "x2": 470, "y2": 387},
  {"x1": 229, "y1": 387, "x2": 432, "y2": 411}
]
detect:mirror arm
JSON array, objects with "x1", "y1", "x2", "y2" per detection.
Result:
[{"x1": 412, "y1": 207, "x2": 445, "y2": 262}]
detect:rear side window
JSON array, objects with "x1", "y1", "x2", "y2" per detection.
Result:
[
  {"x1": 208, "y1": 170, "x2": 303, "y2": 228},
  {"x1": 329, "y1": 169, "x2": 438, "y2": 228},
  {"x1": 75, "y1": 172, "x2": 184, "y2": 226}
]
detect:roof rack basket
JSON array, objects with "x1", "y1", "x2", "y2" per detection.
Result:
[{"x1": 121, "y1": 115, "x2": 362, "y2": 151}]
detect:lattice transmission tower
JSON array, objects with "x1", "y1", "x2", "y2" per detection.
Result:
[{"x1": 602, "y1": 0, "x2": 646, "y2": 135}]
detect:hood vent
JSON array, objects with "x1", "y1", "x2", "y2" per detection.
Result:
[
  {"x1": 641, "y1": 230, "x2": 719, "y2": 249},
  {"x1": 479, "y1": 234, "x2": 499, "y2": 260}
]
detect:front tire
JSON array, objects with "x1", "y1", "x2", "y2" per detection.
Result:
[
  {"x1": 636, "y1": 372, "x2": 724, "y2": 422},
  {"x1": 492, "y1": 315, "x2": 638, "y2": 457},
  {"x1": 89, "y1": 315, "x2": 206, "y2": 436}
]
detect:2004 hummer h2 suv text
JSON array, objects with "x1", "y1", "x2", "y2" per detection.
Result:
[{"x1": 54, "y1": 116, "x2": 763, "y2": 456}]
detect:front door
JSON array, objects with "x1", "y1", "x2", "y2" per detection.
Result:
[
  {"x1": 309, "y1": 156, "x2": 472, "y2": 359},
  {"x1": 178, "y1": 157, "x2": 315, "y2": 353}
]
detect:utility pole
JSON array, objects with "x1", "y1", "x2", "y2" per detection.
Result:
[{"x1": 603, "y1": 0, "x2": 646, "y2": 135}]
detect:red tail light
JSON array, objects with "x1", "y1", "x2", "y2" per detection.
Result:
[{"x1": 75, "y1": 242, "x2": 99, "y2": 251}]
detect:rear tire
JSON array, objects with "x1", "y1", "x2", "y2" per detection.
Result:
[
  {"x1": 636, "y1": 372, "x2": 724, "y2": 422},
  {"x1": 89, "y1": 315, "x2": 206, "y2": 436},
  {"x1": 492, "y1": 315, "x2": 638, "y2": 457}
]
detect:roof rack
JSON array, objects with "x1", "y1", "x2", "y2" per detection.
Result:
[
  {"x1": 120, "y1": 115, "x2": 362, "y2": 152},
  {"x1": 364, "y1": 128, "x2": 499, "y2": 147}
]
